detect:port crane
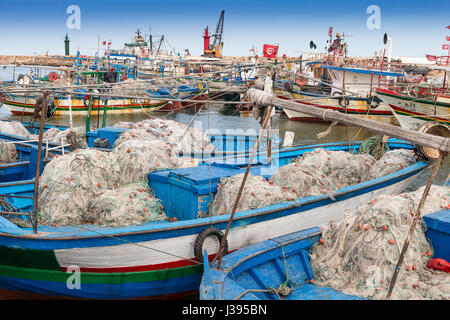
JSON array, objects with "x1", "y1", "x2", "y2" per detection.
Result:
[{"x1": 202, "y1": 10, "x2": 225, "y2": 58}]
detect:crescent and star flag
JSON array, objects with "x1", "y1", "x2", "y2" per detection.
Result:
[
  {"x1": 263, "y1": 44, "x2": 278, "y2": 58},
  {"x1": 425, "y1": 55, "x2": 437, "y2": 61},
  {"x1": 102, "y1": 41, "x2": 106, "y2": 45},
  {"x1": 328, "y1": 27, "x2": 333, "y2": 37},
  {"x1": 447, "y1": 25, "x2": 450, "y2": 29},
  {"x1": 446, "y1": 36, "x2": 450, "y2": 41},
  {"x1": 443, "y1": 44, "x2": 449, "y2": 50}
]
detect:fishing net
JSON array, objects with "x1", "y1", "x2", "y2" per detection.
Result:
[
  {"x1": 291, "y1": 148, "x2": 376, "y2": 188},
  {"x1": 86, "y1": 182, "x2": 168, "y2": 227},
  {"x1": 0, "y1": 120, "x2": 31, "y2": 138},
  {"x1": 0, "y1": 140, "x2": 18, "y2": 163},
  {"x1": 309, "y1": 185, "x2": 450, "y2": 300},
  {"x1": 38, "y1": 149, "x2": 122, "y2": 225},
  {"x1": 208, "y1": 173, "x2": 297, "y2": 216},
  {"x1": 43, "y1": 127, "x2": 87, "y2": 150},
  {"x1": 368, "y1": 149, "x2": 416, "y2": 179},
  {"x1": 269, "y1": 148, "x2": 376, "y2": 198},
  {"x1": 112, "y1": 139, "x2": 179, "y2": 185},
  {"x1": 113, "y1": 118, "x2": 215, "y2": 154}
]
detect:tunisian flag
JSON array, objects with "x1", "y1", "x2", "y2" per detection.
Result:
[{"x1": 263, "y1": 44, "x2": 278, "y2": 58}]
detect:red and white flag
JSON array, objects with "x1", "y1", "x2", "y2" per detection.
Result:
[
  {"x1": 249, "y1": 48, "x2": 254, "y2": 52},
  {"x1": 447, "y1": 25, "x2": 450, "y2": 29},
  {"x1": 446, "y1": 36, "x2": 450, "y2": 41},
  {"x1": 425, "y1": 54, "x2": 438, "y2": 62},
  {"x1": 328, "y1": 27, "x2": 333, "y2": 37},
  {"x1": 443, "y1": 44, "x2": 449, "y2": 50},
  {"x1": 102, "y1": 41, "x2": 106, "y2": 45},
  {"x1": 263, "y1": 44, "x2": 278, "y2": 58}
]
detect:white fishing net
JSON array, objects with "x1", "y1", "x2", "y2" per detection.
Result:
[
  {"x1": 368, "y1": 149, "x2": 417, "y2": 179},
  {"x1": 38, "y1": 149, "x2": 122, "y2": 225},
  {"x1": 209, "y1": 173, "x2": 297, "y2": 216},
  {"x1": 0, "y1": 140, "x2": 18, "y2": 163},
  {"x1": 309, "y1": 185, "x2": 450, "y2": 300},
  {"x1": 43, "y1": 127, "x2": 88, "y2": 149},
  {"x1": 113, "y1": 118, "x2": 215, "y2": 154},
  {"x1": 0, "y1": 120, "x2": 31, "y2": 138},
  {"x1": 86, "y1": 181, "x2": 168, "y2": 227},
  {"x1": 38, "y1": 136, "x2": 178, "y2": 226},
  {"x1": 112, "y1": 139, "x2": 179, "y2": 185}
]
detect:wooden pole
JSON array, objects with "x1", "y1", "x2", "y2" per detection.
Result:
[
  {"x1": 246, "y1": 88, "x2": 450, "y2": 153},
  {"x1": 385, "y1": 151, "x2": 446, "y2": 299},
  {"x1": 32, "y1": 91, "x2": 48, "y2": 234},
  {"x1": 214, "y1": 105, "x2": 274, "y2": 269}
]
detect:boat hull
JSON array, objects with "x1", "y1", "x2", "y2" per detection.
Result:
[
  {"x1": 3, "y1": 96, "x2": 168, "y2": 116},
  {"x1": 275, "y1": 89, "x2": 396, "y2": 124},
  {"x1": 0, "y1": 158, "x2": 427, "y2": 299},
  {"x1": 375, "y1": 88, "x2": 450, "y2": 130}
]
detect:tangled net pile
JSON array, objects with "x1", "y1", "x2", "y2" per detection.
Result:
[
  {"x1": 86, "y1": 182, "x2": 166, "y2": 227},
  {"x1": 270, "y1": 148, "x2": 376, "y2": 198},
  {"x1": 43, "y1": 127, "x2": 88, "y2": 149},
  {"x1": 209, "y1": 148, "x2": 417, "y2": 217},
  {"x1": 209, "y1": 173, "x2": 297, "y2": 216},
  {"x1": 0, "y1": 140, "x2": 18, "y2": 163},
  {"x1": 112, "y1": 139, "x2": 179, "y2": 185},
  {"x1": 309, "y1": 185, "x2": 450, "y2": 300},
  {"x1": 113, "y1": 118, "x2": 215, "y2": 154},
  {"x1": 38, "y1": 146, "x2": 173, "y2": 226},
  {"x1": 0, "y1": 120, "x2": 31, "y2": 138},
  {"x1": 368, "y1": 149, "x2": 416, "y2": 179}
]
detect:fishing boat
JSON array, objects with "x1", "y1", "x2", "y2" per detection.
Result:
[
  {"x1": 0, "y1": 139, "x2": 429, "y2": 299},
  {"x1": 199, "y1": 208, "x2": 449, "y2": 300},
  {"x1": 274, "y1": 64, "x2": 402, "y2": 124},
  {"x1": 375, "y1": 66, "x2": 450, "y2": 130}
]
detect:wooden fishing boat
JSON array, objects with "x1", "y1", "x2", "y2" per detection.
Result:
[
  {"x1": 199, "y1": 208, "x2": 449, "y2": 300},
  {"x1": 2, "y1": 83, "x2": 204, "y2": 116},
  {"x1": 0, "y1": 140, "x2": 428, "y2": 299},
  {"x1": 375, "y1": 84, "x2": 450, "y2": 130},
  {"x1": 275, "y1": 65, "x2": 401, "y2": 124}
]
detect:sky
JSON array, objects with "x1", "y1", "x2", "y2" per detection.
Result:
[{"x1": 0, "y1": 0, "x2": 448, "y2": 58}]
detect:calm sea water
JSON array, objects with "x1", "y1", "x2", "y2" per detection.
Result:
[{"x1": 11, "y1": 104, "x2": 449, "y2": 192}]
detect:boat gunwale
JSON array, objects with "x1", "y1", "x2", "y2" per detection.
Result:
[{"x1": 0, "y1": 158, "x2": 429, "y2": 241}]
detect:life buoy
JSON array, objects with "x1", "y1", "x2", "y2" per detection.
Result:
[
  {"x1": 193, "y1": 226, "x2": 228, "y2": 262},
  {"x1": 367, "y1": 96, "x2": 381, "y2": 108},
  {"x1": 48, "y1": 72, "x2": 60, "y2": 82},
  {"x1": 338, "y1": 96, "x2": 350, "y2": 107},
  {"x1": 35, "y1": 95, "x2": 57, "y2": 120}
]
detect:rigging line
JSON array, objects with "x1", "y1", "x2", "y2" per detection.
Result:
[{"x1": 74, "y1": 224, "x2": 203, "y2": 266}]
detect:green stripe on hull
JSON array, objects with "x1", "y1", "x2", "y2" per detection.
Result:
[
  {"x1": 0, "y1": 246, "x2": 60, "y2": 270},
  {"x1": 377, "y1": 91, "x2": 450, "y2": 108},
  {"x1": 0, "y1": 263, "x2": 202, "y2": 284}
]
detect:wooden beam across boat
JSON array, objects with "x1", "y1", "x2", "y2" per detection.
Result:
[{"x1": 246, "y1": 88, "x2": 450, "y2": 153}]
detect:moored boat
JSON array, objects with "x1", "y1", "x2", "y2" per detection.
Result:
[{"x1": 0, "y1": 139, "x2": 429, "y2": 299}]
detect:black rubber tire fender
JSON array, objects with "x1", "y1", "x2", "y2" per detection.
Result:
[
  {"x1": 338, "y1": 96, "x2": 350, "y2": 107},
  {"x1": 194, "y1": 226, "x2": 228, "y2": 262},
  {"x1": 367, "y1": 95, "x2": 381, "y2": 108}
]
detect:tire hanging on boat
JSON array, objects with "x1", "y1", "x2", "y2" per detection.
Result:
[
  {"x1": 367, "y1": 95, "x2": 381, "y2": 108},
  {"x1": 194, "y1": 226, "x2": 228, "y2": 262},
  {"x1": 338, "y1": 96, "x2": 350, "y2": 107}
]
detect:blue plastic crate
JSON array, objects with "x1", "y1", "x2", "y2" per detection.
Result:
[
  {"x1": 424, "y1": 209, "x2": 450, "y2": 262},
  {"x1": 148, "y1": 163, "x2": 275, "y2": 220}
]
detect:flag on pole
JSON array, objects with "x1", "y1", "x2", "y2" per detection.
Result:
[
  {"x1": 425, "y1": 54, "x2": 438, "y2": 62},
  {"x1": 446, "y1": 36, "x2": 450, "y2": 41},
  {"x1": 328, "y1": 27, "x2": 333, "y2": 37},
  {"x1": 249, "y1": 48, "x2": 254, "y2": 52},
  {"x1": 102, "y1": 41, "x2": 106, "y2": 45},
  {"x1": 443, "y1": 44, "x2": 449, "y2": 50},
  {"x1": 263, "y1": 44, "x2": 278, "y2": 58},
  {"x1": 447, "y1": 25, "x2": 450, "y2": 29}
]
